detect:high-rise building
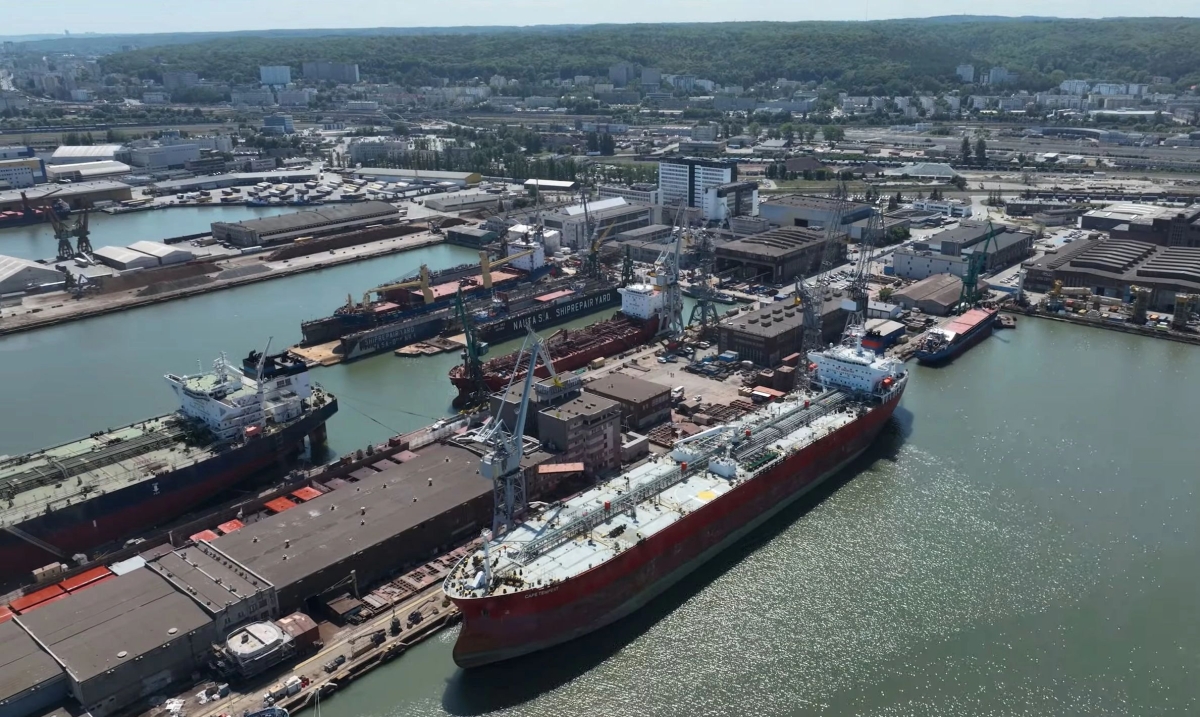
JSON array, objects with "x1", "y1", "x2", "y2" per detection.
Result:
[
  {"x1": 641, "y1": 67, "x2": 662, "y2": 88},
  {"x1": 301, "y1": 61, "x2": 359, "y2": 84},
  {"x1": 658, "y1": 157, "x2": 737, "y2": 210},
  {"x1": 262, "y1": 114, "x2": 295, "y2": 135},
  {"x1": 1060, "y1": 79, "x2": 1090, "y2": 95},
  {"x1": 162, "y1": 71, "x2": 199, "y2": 90},
  {"x1": 956, "y1": 64, "x2": 975, "y2": 83},
  {"x1": 988, "y1": 67, "x2": 1014, "y2": 85},
  {"x1": 259, "y1": 65, "x2": 291, "y2": 86},
  {"x1": 609, "y1": 63, "x2": 634, "y2": 88}
]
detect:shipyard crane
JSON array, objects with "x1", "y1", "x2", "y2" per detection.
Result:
[
  {"x1": 477, "y1": 330, "x2": 557, "y2": 535},
  {"x1": 479, "y1": 247, "x2": 539, "y2": 289},
  {"x1": 687, "y1": 226, "x2": 721, "y2": 331},
  {"x1": 46, "y1": 205, "x2": 92, "y2": 262},
  {"x1": 454, "y1": 287, "x2": 490, "y2": 410},
  {"x1": 793, "y1": 183, "x2": 850, "y2": 359},
  {"x1": 652, "y1": 202, "x2": 687, "y2": 339},
  {"x1": 585, "y1": 222, "x2": 617, "y2": 279},
  {"x1": 359, "y1": 264, "x2": 434, "y2": 308},
  {"x1": 845, "y1": 205, "x2": 884, "y2": 322},
  {"x1": 958, "y1": 220, "x2": 998, "y2": 310}
]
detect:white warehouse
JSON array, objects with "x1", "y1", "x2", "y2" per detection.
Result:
[
  {"x1": 92, "y1": 246, "x2": 159, "y2": 270},
  {"x1": 126, "y1": 241, "x2": 194, "y2": 265},
  {"x1": 0, "y1": 254, "x2": 64, "y2": 294},
  {"x1": 129, "y1": 144, "x2": 201, "y2": 170}
]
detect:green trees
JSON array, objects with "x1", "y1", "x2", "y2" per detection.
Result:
[
  {"x1": 821, "y1": 125, "x2": 845, "y2": 142},
  {"x1": 975, "y1": 137, "x2": 988, "y2": 166},
  {"x1": 960, "y1": 137, "x2": 971, "y2": 163}
]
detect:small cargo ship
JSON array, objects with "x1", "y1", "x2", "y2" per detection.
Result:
[
  {"x1": 444, "y1": 320, "x2": 908, "y2": 667},
  {"x1": 299, "y1": 240, "x2": 553, "y2": 348},
  {"x1": 0, "y1": 350, "x2": 337, "y2": 580},
  {"x1": 913, "y1": 307, "x2": 998, "y2": 364},
  {"x1": 448, "y1": 282, "x2": 663, "y2": 400}
]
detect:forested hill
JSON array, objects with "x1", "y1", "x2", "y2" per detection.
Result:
[{"x1": 96, "y1": 18, "x2": 1200, "y2": 94}]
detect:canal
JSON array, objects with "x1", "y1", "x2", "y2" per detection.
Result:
[{"x1": 0, "y1": 205, "x2": 286, "y2": 262}]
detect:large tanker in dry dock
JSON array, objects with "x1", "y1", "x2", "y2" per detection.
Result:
[
  {"x1": 444, "y1": 322, "x2": 908, "y2": 667},
  {"x1": 0, "y1": 350, "x2": 336, "y2": 580}
]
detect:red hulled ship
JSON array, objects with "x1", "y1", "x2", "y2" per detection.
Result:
[
  {"x1": 449, "y1": 282, "x2": 664, "y2": 398},
  {"x1": 443, "y1": 322, "x2": 908, "y2": 667}
]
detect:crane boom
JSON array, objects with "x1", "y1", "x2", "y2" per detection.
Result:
[{"x1": 362, "y1": 264, "x2": 433, "y2": 306}]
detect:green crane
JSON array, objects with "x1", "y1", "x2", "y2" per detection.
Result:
[
  {"x1": 454, "y1": 287, "x2": 490, "y2": 409},
  {"x1": 959, "y1": 220, "x2": 998, "y2": 310}
]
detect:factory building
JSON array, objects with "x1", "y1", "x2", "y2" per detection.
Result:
[
  {"x1": 616, "y1": 224, "x2": 673, "y2": 244},
  {"x1": 890, "y1": 273, "x2": 969, "y2": 316},
  {"x1": 537, "y1": 395, "x2": 622, "y2": 475},
  {"x1": 91, "y1": 246, "x2": 160, "y2": 271},
  {"x1": 757, "y1": 194, "x2": 874, "y2": 230},
  {"x1": 48, "y1": 145, "x2": 122, "y2": 166},
  {"x1": 702, "y1": 181, "x2": 759, "y2": 222},
  {"x1": 0, "y1": 256, "x2": 64, "y2": 294},
  {"x1": 19, "y1": 569, "x2": 215, "y2": 717},
  {"x1": 44, "y1": 161, "x2": 131, "y2": 183},
  {"x1": 0, "y1": 620, "x2": 67, "y2": 717},
  {"x1": 124, "y1": 241, "x2": 194, "y2": 266},
  {"x1": 715, "y1": 226, "x2": 839, "y2": 283},
  {"x1": 147, "y1": 545, "x2": 278, "y2": 635},
  {"x1": 209, "y1": 442, "x2": 503, "y2": 614},
  {"x1": 1021, "y1": 236, "x2": 1200, "y2": 310},
  {"x1": 583, "y1": 374, "x2": 672, "y2": 430},
  {"x1": 891, "y1": 222, "x2": 1033, "y2": 281},
  {"x1": 211, "y1": 201, "x2": 398, "y2": 247},
  {"x1": 424, "y1": 194, "x2": 506, "y2": 213},
  {"x1": 444, "y1": 226, "x2": 496, "y2": 248},
  {"x1": 128, "y1": 144, "x2": 200, "y2": 170},
  {"x1": 542, "y1": 198, "x2": 654, "y2": 249},
  {"x1": 0, "y1": 182, "x2": 133, "y2": 213},
  {"x1": 716, "y1": 299, "x2": 848, "y2": 367},
  {"x1": 1081, "y1": 204, "x2": 1200, "y2": 247}
]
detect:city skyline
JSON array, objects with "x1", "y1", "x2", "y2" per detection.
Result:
[{"x1": 3, "y1": 0, "x2": 1199, "y2": 37}]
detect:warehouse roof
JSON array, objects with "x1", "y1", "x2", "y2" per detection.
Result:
[
  {"x1": 0, "y1": 255, "x2": 61, "y2": 284},
  {"x1": 883, "y1": 162, "x2": 959, "y2": 179},
  {"x1": 92, "y1": 245, "x2": 156, "y2": 266},
  {"x1": 716, "y1": 226, "x2": 827, "y2": 258},
  {"x1": 719, "y1": 301, "x2": 805, "y2": 338},
  {"x1": 0, "y1": 181, "x2": 131, "y2": 205},
  {"x1": 20, "y1": 569, "x2": 212, "y2": 684},
  {"x1": 0, "y1": 620, "x2": 63, "y2": 703},
  {"x1": 213, "y1": 201, "x2": 396, "y2": 236},
  {"x1": 617, "y1": 224, "x2": 672, "y2": 240},
  {"x1": 893, "y1": 273, "x2": 963, "y2": 307},
  {"x1": 585, "y1": 373, "x2": 670, "y2": 404},
  {"x1": 212, "y1": 442, "x2": 492, "y2": 590},
  {"x1": 50, "y1": 145, "x2": 122, "y2": 162},
  {"x1": 355, "y1": 168, "x2": 480, "y2": 183},
  {"x1": 44, "y1": 160, "x2": 132, "y2": 179},
  {"x1": 149, "y1": 547, "x2": 272, "y2": 617},
  {"x1": 126, "y1": 240, "x2": 192, "y2": 260}
]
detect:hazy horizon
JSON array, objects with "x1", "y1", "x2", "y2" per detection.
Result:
[{"x1": 3, "y1": 0, "x2": 1199, "y2": 38}]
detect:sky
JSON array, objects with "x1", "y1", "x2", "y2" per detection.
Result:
[{"x1": 1, "y1": 0, "x2": 1197, "y2": 36}]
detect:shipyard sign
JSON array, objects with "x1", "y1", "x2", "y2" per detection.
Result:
[{"x1": 502, "y1": 291, "x2": 618, "y2": 334}]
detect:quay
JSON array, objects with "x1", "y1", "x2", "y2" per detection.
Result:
[{"x1": 0, "y1": 230, "x2": 445, "y2": 337}]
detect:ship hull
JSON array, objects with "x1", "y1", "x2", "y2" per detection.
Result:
[
  {"x1": 449, "y1": 388, "x2": 902, "y2": 667},
  {"x1": 914, "y1": 314, "x2": 996, "y2": 365},
  {"x1": 474, "y1": 288, "x2": 621, "y2": 345},
  {"x1": 0, "y1": 399, "x2": 338, "y2": 580},
  {"x1": 339, "y1": 314, "x2": 449, "y2": 361}
]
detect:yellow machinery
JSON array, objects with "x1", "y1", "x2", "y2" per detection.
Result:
[
  {"x1": 479, "y1": 248, "x2": 537, "y2": 289},
  {"x1": 359, "y1": 264, "x2": 434, "y2": 307}
]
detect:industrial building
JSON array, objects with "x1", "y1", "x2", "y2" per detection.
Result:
[
  {"x1": 209, "y1": 442, "x2": 500, "y2": 614},
  {"x1": 19, "y1": 569, "x2": 215, "y2": 717},
  {"x1": 523, "y1": 179, "x2": 578, "y2": 192},
  {"x1": 716, "y1": 299, "x2": 849, "y2": 367},
  {"x1": 714, "y1": 226, "x2": 839, "y2": 283},
  {"x1": 616, "y1": 224, "x2": 673, "y2": 244},
  {"x1": 1021, "y1": 236, "x2": 1200, "y2": 310},
  {"x1": 542, "y1": 198, "x2": 654, "y2": 249},
  {"x1": 128, "y1": 144, "x2": 200, "y2": 170},
  {"x1": 424, "y1": 194, "x2": 505, "y2": 213},
  {"x1": 882, "y1": 163, "x2": 960, "y2": 181},
  {"x1": 599, "y1": 183, "x2": 660, "y2": 205},
  {"x1": 0, "y1": 158, "x2": 46, "y2": 188},
  {"x1": 48, "y1": 146, "x2": 122, "y2": 166},
  {"x1": 703, "y1": 181, "x2": 759, "y2": 222},
  {"x1": 891, "y1": 222, "x2": 1033, "y2": 281},
  {"x1": 353, "y1": 168, "x2": 480, "y2": 188},
  {"x1": 445, "y1": 226, "x2": 496, "y2": 248},
  {"x1": 0, "y1": 182, "x2": 133, "y2": 213},
  {"x1": 0, "y1": 256, "x2": 64, "y2": 294},
  {"x1": 757, "y1": 194, "x2": 874, "y2": 230},
  {"x1": 44, "y1": 161, "x2": 130, "y2": 183},
  {"x1": 125, "y1": 241, "x2": 194, "y2": 266},
  {"x1": 147, "y1": 170, "x2": 319, "y2": 196},
  {"x1": 0, "y1": 620, "x2": 67, "y2": 717},
  {"x1": 148, "y1": 546, "x2": 278, "y2": 636},
  {"x1": 891, "y1": 273, "x2": 969, "y2": 315},
  {"x1": 537, "y1": 395, "x2": 622, "y2": 475},
  {"x1": 1081, "y1": 203, "x2": 1200, "y2": 247},
  {"x1": 583, "y1": 374, "x2": 672, "y2": 430},
  {"x1": 211, "y1": 201, "x2": 399, "y2": 247},
  {"x1": 91, "y1": 246, "x2": 160, "y2": 271}
]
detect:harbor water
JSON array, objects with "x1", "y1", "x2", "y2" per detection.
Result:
[
  {"x1": 0, "y1": 205, "x2": 286, "y2": 261},
  {"x1": 2, "y1": 242, "x2": 1198, "y2": 713}
]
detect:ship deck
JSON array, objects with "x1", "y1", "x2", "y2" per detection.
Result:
[
  {"x1": 446, "y1": 387, "x2": 885, "y2": 599},
  {"x1": 0, "y1": 415, "x2": 218, "y2": 529}
]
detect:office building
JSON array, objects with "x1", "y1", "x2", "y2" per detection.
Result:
[
  {"x1": 162, "y1": 71, "x2": 199, "y2": 90},
  {"x1": 0, "y1": 157, "x2": 45, "y2": 187},
  {"x1": 302, "y1": 60, "x2": 360, "y2": 84},
  {"x1": 599, "y1": 183, "x2": 660, "y2": 205},
  {"x1": 658, "y1": 157, "x2": 737, "y2": 211},
  {"x1": 261, "y1": 113, "x2": 295, "y2": 135},
  {"x1": 583, "y1": 375, "x2": 672, "y2": 430},
  {"x1": 259, "y1": 65, "x2": 291, "y2": 86},
  {"x1": 537, "y1": 394, "x2": 622, "y2": 475}
]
